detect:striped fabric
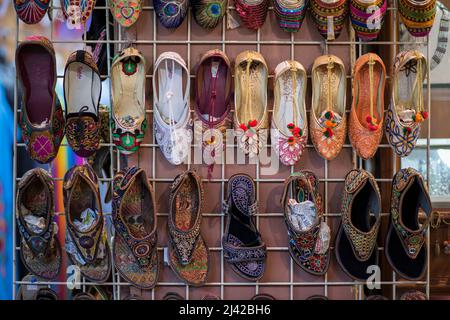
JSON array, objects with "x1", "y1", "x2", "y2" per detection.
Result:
[
  {"x1": 310, "y1": 0, "x2": 348, "y2": 40},
  {"x1": 273, "y1": 0, "x2": 309, "y2": 32},
  {"x1": 399, "y1": 0, "x2": 437, "y2": 37},
  {"x1": 350, "y1": 0, "x2": 387, "y2": 41}
]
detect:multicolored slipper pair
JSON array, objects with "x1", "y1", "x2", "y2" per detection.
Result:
[
  {"x1": 111, "y1": 47, "x2": 148, "y2": 154},
  {"x1": 273, "y1": 0, "x2": 308, "y2": 32},
  {"x1": 168, "y1": 170, "x2": 210, "y2": 286},
  {"x1": 112, "y1": 167, "x2": 159, "y2": 289},
  {"x1": 310, "y1": 0, "x2": 348, "y2": 40},
  {"x1": 282, "y1": 171, "x2": 331, "y2": 275}
]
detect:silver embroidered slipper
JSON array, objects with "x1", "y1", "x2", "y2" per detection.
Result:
[{"x1": 153, "y1": 52, "x2": 192, "y2": 165}]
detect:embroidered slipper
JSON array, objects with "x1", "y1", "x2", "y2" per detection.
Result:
[
  {"x1": 399, "y1": 0, "x2": 436, "y2": 37},
  {"x1": 34, "y1": 288, "x2": 58, "y2": 300},
  {"x1": 111, "y1": 47, "x2": 147, "y2": 154},
  {"x1": 272, "y1": 60, "x2": 308, "y2": 166},
  {"x1": 62, "y1": 0, "x2": 97, "y2": 27},
  {"x1": 349, "y1": 53, "x2": 386, "y2": 160},
  {"x1": 112, "y1": 167, "x2": 159, "y2": 289},
  {"x1": 153, "y1": 52, "x2": 192, "y2": 165},
  {"x1": 385, "y1": 50, "x2": 428, "y2": 157},
  {"x1": 273, "y1": 0, "x2": 308, "y2": 32},
  {"x1": 335, "y1": 169, "x2": 381, "y2": 281},
  {"x1": 400, "y1": 290, "x2": 427, "y2": 300},
  {"x1": 192, "y1": 0, "x2": 227, "y2": 29},
  {"x1": 153, "y1": 0, "x2": 189, "y2": 28},
  {"x1": 64, "y1": 50, "x2": 101, "y2": 158},
  {"x1": 63, "y1": 164, "x2": 111, "y2": 283},
  {"x1": 234, "y1": 51, "x2": 269, "y2": 157},
  {"x1": 385, "y1": 168, "x2": 431, "y2": 280},
  {"x1": 109, "y1": 0, "x2": 142, "y2": 27},
  {"x1": 85, "y1": 0, "x2": 115, "y2": 80},
  {"x1": 14, "y1": 0, "x2": 50, "y2": 24},
  {"x1": 16, "y1": 274, "x2": 45, "y2": 300},
  {"x1": 350, "y1": 0, "x2": 387, "y2": 41},
  {"x1": 16, "y1": 36, "x2": 65, "y2": 164},
  {"x1": 234, "y1": 0, "x2": 269, "y2": 30},
  {"x1": 310, "y1": 0, "x2": 348, "y2": 40},
  {"x1": 16, "y1": 168, "x2": 62, "y2": 280},
  {"x1": 194, "y1": 49, "x2": 232, "y2": 176},
  {"x1": 223, "y1": 174, "x2": 266, "y2": 281},
  {"x1": 168, "y1": 169, "x2": 209, "y2": 286},
  {"x1": 281, "y1": 171, "x2": 331, "y2": 275},
  {"x1": 310, "y1": 55, "x2": 347, "y2": 161}
]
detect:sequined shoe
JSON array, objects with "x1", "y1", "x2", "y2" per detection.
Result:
[
  {"x1": 153, "y1": 52, "x2": 192, "y2": 165},
  {"x1": 310, "y1": 55, "x2": 347, "y2": 160},
  {"x1": 349, "y1": 53, "x2": 386, "y2": 160},
  {"x1": 16, "y1": 168, "x2": 62, "y2": 280},
  {"x1": 310, "y1": 0, "x2": 349, "y2": 40},
  {"x1": 64, "y1": 164, "x2": 111, "y2": 283},
  {"x1": 112, "y1": 167, "x2": 159, "y2": 289},
  {"x1": 385, "y1": 168, "x2": 431, "y2": 280},
  {"x1": 168, "y1": 170, "x2": 209, "y2": 286},
  {"x1": 399, "y1": 0, "x2": 436, "y2": 37},
  {"x1": 111, "y1": 47, "x2": 147, "y2": 154},
  {"x1": 194, "y1": 49, "x2": 232, "y2": 176},
  {"x1": 281, "y1": 171, "x2": 331, "y2": 275},
  {"x1": 273, "y1": 0, "x2": 308, "y2": 32},
  {"x1": 16, "y1": 36, "x2": 65, "y2": 164},
  {"x1": 109, "y1": 0, "x2": 142, "y2": 27},
  {"x1": 14, "y1": 0, "x2": 50, "y2": 24},
  {"x1": 234, "y1": 0, "x2": 269, "y2": 30},
  {"x1": 234, "y1": 51, "x2": 269, "y2": 157},
  {"x1": 271, "y1": 60, "x2": 308, "y2": 166},
  {"x1": 153, "y1": 0, "x2": 189, "y2": 28},
  {"x1": 223, "y1": 174, "x2": 266, "y2": 281},
  {"x1": 350, "y1": 0, "x2": 387, "y2": 41},
  {"x1": 192, "y1": 0, "x2": 227, "y2": 29},
  {"x1": 385, "y1": 50, "x2": 428, "y2": 157},
  {"x1": 64, "y1": 50, "x2": 102, "y2": 158},
  {"x1": 335, "y1": 169, "x2": 381, "y2": 281}
]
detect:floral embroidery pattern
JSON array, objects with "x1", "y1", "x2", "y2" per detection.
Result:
[{"x1": 236, "y1": 119, "x2": 266, "y2": 157}]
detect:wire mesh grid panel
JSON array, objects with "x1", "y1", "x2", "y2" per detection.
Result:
[{"x1": 13, "y1": 0, "x2": 431, "y2": 300}]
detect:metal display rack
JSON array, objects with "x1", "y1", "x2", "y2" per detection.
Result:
[{"x1": 12, "y1": 0, "x2": 432, "y2": 300}]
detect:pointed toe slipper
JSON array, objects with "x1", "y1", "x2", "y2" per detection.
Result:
[
  {"x1": 273, "y1": 0, "x2": 308, "y2": 32},
  {"x1": 109, "y1": 0, "x2": 142, "y2": 27},
  {"x1": 14, "y1": 0, "x2": 50, "y2": 24},
  {"x1": 281, "y1": 171, "x2": 331, "y2": 275},
  {"x1": 112, "y1": 167, "x2": 159, "y2": 289},
  {"x1": 234, "y1": 0, "x2": 269, "y2": 30},
  {"x1": 153, "y1": 0, "x2": 189, "y2": 28},
  {"x1": 153, "y1": 52, "x2": 192, "y2": 165},
  {"x1": 168, "y1": 170, "x2": 209, "y2": 286},
  {"x1": 62, "y1": 0, "x2": 97, "y2": 26},
  {"x1": 335, "y1": 169, "x2": 381, "y2": 281},
  {"x1": 310, "y1": 55, "x2": 347, "y2": 161},
  {"x1": 64, "y1": 164, "x2": 111, "y2": 283},
  {"x1": 192, "y1": 0, "x2": 227, "y2": 29},
  {"x1": 271, "y1": 60, "x2": 308, "y2": 166},
  {"x1": 385, "y1": 168, "x2": 431, "y2": 280},
  {"x1": 64, "y1": 50, "x2": 102, "y2": 158},
  {"x1": 385, "y1": 50, "x2": 428, "y2": 157},
  {"x1": 349, "y1": 53, "x2": 386, "y2": 160},
  {"x1": 16, "y1": 168, "x2": 62, "y2": 280},
  {"x1": 223, "y1": 174, "x2": 266, "y2": 281},
  {"x1": 16, "y1": 36, "x2": 65, "y2": 164},
  {"x1": 111, "y1": 47, "x2": 147, "y2": 154}
]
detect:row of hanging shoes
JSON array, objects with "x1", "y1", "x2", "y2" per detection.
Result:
[
  {"x1": 16, "y1": 38, "x2": 429, "y2": 166},
  {"x1": 13, "y1": 0, "x2": 435, "y2": 39}
]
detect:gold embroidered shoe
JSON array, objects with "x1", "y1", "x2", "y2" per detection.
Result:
[
  {"x1": 64, "y1": 164, "x2": 111, "y2": 283},
  {"x1": 310, "y1": 55, "x2": 347, "y2": 161},
  {"x1": 385, "y1": 50, "x2": 428, "y2": 157},
  {"x1": 335, "y1": 169, "x2": 381, "y2": 281},
  {"x1": 349, "y1": 53, "x2": 386, "y2": 160},
  {"x1": 112, "y1": 167, "x2": 159, "y2": 289},
  {"x1": 272, "y1": 60, "x2": 308, "y2": 166},
  {"x1": 16, "y1": 169, "x2": 62, "y2": 280},
  {"x1": 168, "y1": 169, "x2": 209, "y2": 286},
  {"x1": 385, "y1": 168, "x2": 431, "y2": 280},
  {"x1": 234, "y1": 51, "x2": 269, "y2": 157}
]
